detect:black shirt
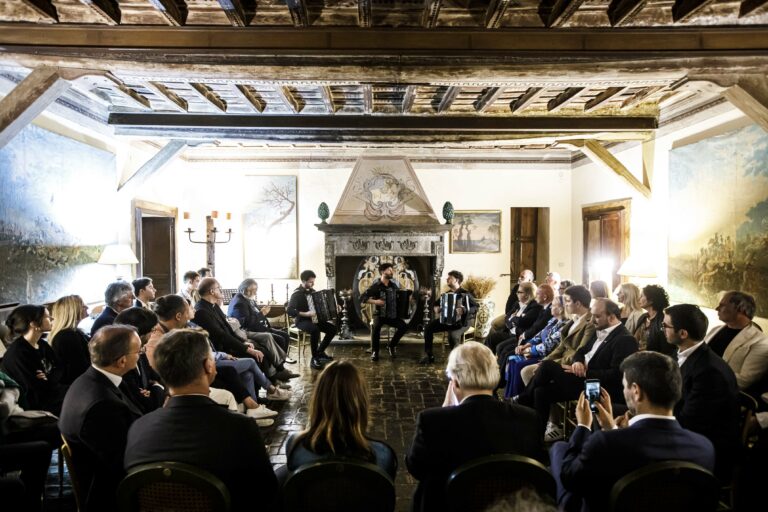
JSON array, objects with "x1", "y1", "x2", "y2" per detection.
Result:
[{"x1": 708, "y1": 326, "x2": 743, "y2": 357}]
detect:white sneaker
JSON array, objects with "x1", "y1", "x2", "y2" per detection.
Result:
[
  {"x1": 266, "y1": 387, "x2": 291, "y2": 401},
  {"x1": 237, "y1": 403, "x2": 245, "y2": 413},
  {"x1": 276, "y1": 380, "x2": 292, "y2": 390},
  {"x1": 255, "y1": 418, "x2": 274, "y2": 427},
  {"x1": 544, "y1": 422, "x2": 564, "y2": 442},
  {"x1": 246, "y1": 406, "x2": 278, "y2": 419}
]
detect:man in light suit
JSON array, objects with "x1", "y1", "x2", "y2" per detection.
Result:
[
  {"x1": 406, "y1": 342, "x2": 546, "y2": 512},
  {"x1": 550, "y1": 351, "x2": 715, "y2": 512},
  {"x1": 59, "y1": 325, "x2": 143, "y2": 511},
  {"x1": 125, "y1": 329, "x2": 279, "y2": 511}
]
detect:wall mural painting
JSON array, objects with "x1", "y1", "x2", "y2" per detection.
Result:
[
  {"x1": 450, "y1": 210, "x2": 502, "y2": 254},
  {"x1": 668, "y1": 123, "x2": 768, "y2": 318},
  {"x1": 243, "y1": 175, "x2": 298, "y2": 279},
  {"x1": 0, "y1": 124, "x2": 118, "y2": 305}
]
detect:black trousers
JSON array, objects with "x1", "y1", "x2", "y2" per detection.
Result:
[
  {"x1": 516, "y1": 359, "x2": 583, "y2": 435},
  {"x1": 268, "y1": 328, "x2": 290, "y2": 352},
  {"x1": 423, "y1": 319, "x2": 465, "y2": 355},
  {"x1": 371, "y1": 317, "x2": 407, "y2": 352},
  {"x1": 485, "y1": 328, "x2": 514, "y2": 354},
  {"x1": 296, "y1": 319, "x2": 337, "y2": 357},
  {"x1": 0, "y1": 440, "x2": 54, "y2": 512}
]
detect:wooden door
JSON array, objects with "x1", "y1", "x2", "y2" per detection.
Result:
[
  {"x1": 141, "y1": 217, "x2": 175, "y2": 296},
  {"x1": 582, "y1": 200, "x2": 630, "y2": 291},
  {"x1": 510, "y1": 208, "x2": 550, "y2": 291}
]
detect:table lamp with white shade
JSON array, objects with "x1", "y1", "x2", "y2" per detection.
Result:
[{"x1": 97, "y1": 244, "x2": 139, "y2": 281}]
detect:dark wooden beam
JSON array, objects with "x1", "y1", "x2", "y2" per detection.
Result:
[
  {"x1": 146, "y1": 81, "x2": 188, "y2": 112},
  {"x1": 217, "y1": 0, "x2": 248, "y2": 27},
  {"x1": 20, "y1": 0, "x2": 59, "y2": 22},
  {"x1": 547, "y1": 87, "x2": 585, "y2": 112},
  {"x1": 740, "y1": 0, "x2": 768, "y2": 16},
  {"x1": 540, "y1": 0, "x2": 586, "y2": 28},
  {"x1": 437, "y1": 86, "x2": 461, "y2": 113},
  {"x1": 484, "y1": 0, "x2": 512, "y2": 29},
  {"x1": 363, "y1": 84, "x2": 373, "y2": 114},
  {"x1": 276, "y1": 86, "x2": 301, "y2": 113},
  {"x1": 232, "y1": 84, "x2": 265, "y2": 113},
  {"x1": 671, "y1": 0, "x2": 715, "y2": 22},
  {"x1": 583, "y1": 86, "x2": 626, "y2": 112},
  {"x1": 474, "y1": 87, "x2": 504, "y2": 113},
  {"x1": 402, "y1": 86, "x2": 416, "y2": 113},
  {"x1": 421, "y1": 0, "x2": 442, "y2": 28},
  {"x1": 190, "y1": 83, "x2": 227, "y2": 113},
  {"x1": 287, "y1": 0, "x2": 310, "y2": 28},
  {"x1": 358, "y1": 0, "x2": 372, "y2": 27},
  {"x1": 319, "y1": 86, "x2": 335, "y2": 113},
  {"x1": 80, "y1": 0, "x2": 121, "y2": 25},
  {"x1": 620, "y1": 85, "x2": 663, "y2": 110},
  {"x1": 607, "y1": 0, "x2": 647, "y2": 26},
  {"x1": 510, "y1": 87, "x2": 545, "y2": 113},
  {"x1": 148, "y1": 0, "x2": 187, "y2": 26}
]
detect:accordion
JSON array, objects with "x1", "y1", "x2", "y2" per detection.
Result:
[
  {"x1": 311, "y1": 289, "x2": 339, "y2": 323},
  {"x1": 378, "y1": 288, "x2": 412, "y2": 320},
  {"x1": 439, "y1": 292, "x2": 470, "y2": 326}
]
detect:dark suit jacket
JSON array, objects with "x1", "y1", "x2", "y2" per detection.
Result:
[
  {"x1": 572, "y1": 324, "x2": 638, "y2": 400},
  {"x1": 51, "y1": 328, "x2": 91, "y2": 386},
  {"x1": 675, "y1": 342, "x2": 740, "y2": 478},
  {"x1": 503, "y1": 284, "x2": 521, "y2": 316},
  {"x1": 406, "y1": 394, "x2": 546, "y2": 512},
  {"x1": 287, "y1": 286, "x2": 312, "y2": 318},
  {"x1": 125, "y1": 395, "x2": 279, "y2": 511},
  {"x1": 227, "y1": 293, "x2": 270, "y2": 332},
  {"x1": 90, "y1": 307, "x2": 118, "y2": 336},
  {"x1": 58, "y1": 366, "x2": 142, "y2": 511},
  {"x1": 505, "y1": 301, "x2": 543, "y2": 336},
  {"x1": 194, "y1": 299, "x2": 250, "y2": 358},
  {"x1": 559, "y1": 418, "x2": 715, "y2": 512},
  {"x1": 121, "y1": 354, "x2": 165, "y2": 414},
  {"x1": 523, "y1": 303, "x2": 553, "y2": 341}
]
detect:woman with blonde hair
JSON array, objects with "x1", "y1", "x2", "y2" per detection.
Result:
[
  {"x1": 615, "y1": 283, "x2": 644, "y2": 334},
  {"x1": 284, "y1": 361, "x2": 396, "y2": 478},
  {"x1": 49, "y1": 295, "x2": 91, "y2": 385}
]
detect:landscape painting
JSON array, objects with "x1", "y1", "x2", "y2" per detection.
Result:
[
  {"x1": 450, "y1": 210, "x2": 501, "y2": 253},
  {"x1": 668, "y1": 123, "x2": 768, "y2": 318}
]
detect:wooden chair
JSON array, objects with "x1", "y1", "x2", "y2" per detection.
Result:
[
  {"x1": 287, "y1": 323, "x2": 310, "y2": 366},
  {"x1": 117, "y1": 461, "x2": 230, "y2": 512},
  {"x1": 610, "y1": 461, "x2": 720, "y2": 512},
  {"x1": 282, "y1": 458, "x2": 395, "y2": 512},
  {"x1": 719, "y1": 391, "x2": 761, "y2": 510},
  {"x1": 445, "y1": 454, "x2": 556, "y2": 512},
  {"x1": 60, "y1": 436, "x2": 85, "y2": 512}
]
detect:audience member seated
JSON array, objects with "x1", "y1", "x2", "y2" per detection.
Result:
[
  {"x1": 517, "y1": 299, "x2": 638, "y2": 440},
  {"x1": 59, "y1": 325, "x2": 144, "y2": 511},
  {"x1": 198, "y1": 267, "x2": 213, "y2": 278},
  {"x1": 50, "y1": 294, "x2": 91, "y2": 385},
  {"x1": 663, "y1": 304, "x2": 740, "y2": 480},
  {"x1": 544, "y1": 271, "x2": 561, "y2": 296},
  {"x1": 550, "y1": 352, "x2": 715, "y2": 512},
  {"x1": 228, "y1": 278, "x2": 292, "y2": 359},
  {"x1": 487, "y1": 269, "x2": 534, "y2": 341},
  {"x1": 124, "y1": 329, "x2": 279, "y2": 512},
  {"x1": 132, "y1": 277, "x2": 156, "y2": 310},
  {"x1": 180, "y1": 270, "x2": 201, "y2": 306},
  {"x1": 485, "y1": 281, "x2": 542, "y2": 354},
  {"x1": 614, "y1": 283, "x2": 645, "y2": 335},
  {"x1": 406, "y1": 342, "x2": 546, "y2": 512},
  {"x1": 91, "y1": 281, "x2": 135, "y2": 336},
  {"x1": 1, "y1": 305, "x2": 67, "y2": 415},
  {"x1": 633, "y1": 284, "x2": 675, "y2": 356},
  {"x1": 704, "y1": 291, "x2": 768, "y2": 392},
  {"x1": 557, "y1": 279, "x2": 574, "y2": 297},
  {"x1": 588, "y1": 280, "x2": 610, "y2": 301},
  {"x1": 282, "y1": 361, "x2": 397, "y2": 481},
  {"x1": 495, "y1": 284, "x2": 554, "y2": 364},
  {"x1": 503, "y1": 295, "x2": 568, "y2": 398},
  {"x1": 287, "y1": 269, "x2": 338, "y2": 370}
]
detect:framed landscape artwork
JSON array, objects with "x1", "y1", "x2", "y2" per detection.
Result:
[
  {"x1": 450, "y1": 210, "x2": 501, "y2": 253},
  {"x1": 668, "y1": 123, "x2": 768, "y2": 318},
  {"x1": 243, "y1": 175, "x2": 299, "y2": 279}
]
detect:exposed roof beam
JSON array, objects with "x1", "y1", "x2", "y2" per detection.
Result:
[
  {"x1": 474, "y1": 87, "x2": 504, "y2": 113},
  {"x1": 484, "y1": 0, "x2": 512, "y2": 29},
  {"x1": 583, "y1": 86, "x2": 626, "y2": 112},
  {"x1": 363, "y1": 84, "x2": 373, "y2": 114},
  {"x1": 190, "y1": 83, "x2": 227, "y2": 113},
  {"x1": 402, "y1": 86, "x2": 416, "y2": 113},
  {"x1": 607, "y1": 0, "x2": 648, "y2": 26},
  {"x1": 276, "y1": 86, "x2": 301, "y2": 113},
  {"x1": 547, "y1": 87, "x2": 586, "y2": 112},
  {"x1": 20, "y1": 0, "x2": 59, "y2": 22},
  {"x1": 671, "y1": 0, "x2": 715, "y2": 22},
  {"x1": 740, "y1": 0, "x2": 768, "y2": 16},
  {"x1": 437, "y1": 86, "x2": 461, "y2": 113},
  {"x1": 79, "y1": 0, "x2": 121, "y2": 25},
  {"x1": 562, "y1": 139, "x2": 651, "y2": 198},
  {"x1": 540, "y1": 0, "x2": 586, "y2": 28},
  {"x1": 620, "y1": 85, "x2": 663, "y2": 110},
  {"x1": 421, "y1": 0, "x2": 442, "y2": 28},
  {"x1": 146, "y1": 81, "x2": 188, "y2": 112},
  {"x1": 722, "y1": 84, "x2": 768, "y2": 133},
  {"x1": 510, "y1": 87, "x2": 545, "y2": 113},
  {"x1": 148, "y1": 0, "x2": 187, "y2": 26},
  {"x1": 287, "y1": 0, "x2": 310, "y2": 28},
  {"x1": 118, "y1": 140, "x2": 188, "y2": 192},
  {"x1": 104, "y1": 73, "x2": 151, "y2": 110},
  {"x1": 217, "y1": 0, "x2": 248, "y2": 27},
  {"x1": 319, "y1": 86, "x2": 336, "y2": 113},
  {"x1": 231, "y1": 84, "x2": 265, "y2": 113},
  {"x1": 358, "y1": 0, "x2": 372, "y2": 27}
]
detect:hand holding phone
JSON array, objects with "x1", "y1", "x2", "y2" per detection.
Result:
[{"x1": 585, "y1": 379, "x2": 600, "y2": 414}]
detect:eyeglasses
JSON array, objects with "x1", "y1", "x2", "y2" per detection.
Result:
[{"x1": 662, "y1": 323, "x2": 675, "y2": 330}]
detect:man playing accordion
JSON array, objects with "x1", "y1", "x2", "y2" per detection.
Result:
[
  {"x1": 287, "y1": 270, "x2": 338, "y2": 370},
  {"x1": 361, "y1": 262, "x2": 409, "y2": 362}
]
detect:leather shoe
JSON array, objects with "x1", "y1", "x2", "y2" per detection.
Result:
[
  {"x1": 371, "y1": 351, "x2": 379, "y2": 362},
  {"x1": 273, "y1": 369, "x2": 299, "y2": 381},
  {"x1": 387, "y1": 345, "x2": 397, "y2": 358},
  {"x1": 310, "y1": 358, "x2": 325, "y2": 370},
  {"x1": 317, "y1": 352, "x2": 334, "y2": 362},
  {"x1": 418, "y1": 354, "x2": 435, "y2": 365},
  {"x1": 284, "y1": 357, "x2": 298, "y2": 365}
]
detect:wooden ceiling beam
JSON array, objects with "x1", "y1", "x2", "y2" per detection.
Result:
[
  {"x1": 217, "y1": 0, "x2": 249, "y2": 27},
  {"x1": 562, "y1": 139, "x2": 651, "y2": 198},
  {"x1": 474, "y1": 87, "x2": 504, "y2": 113},
  {"x1": 740, "y1": 0, "x2": 768, "y2": 16},
  {"x1": 510, "y1": 87, "x2": 545, "y2": 113},
  {"x1": 540, "y1": 0, "x2": 586, "y2": 28},
  {"x1": 104, "y1": 73, "x2": 151, "y2": 110},
  {"x1": 421, "y1": 0, "x2": 442, "y2": 28},
  {"x1": 148, "y1": 0, "x2": 187, "y2": 27},
  {"x1": 146, "y1": 81, "x2": 188, "y2": 112},
  {"x1": 118, "y1": 140, "x2": 188, "y2": 191},
  {"x1": 484, "y1": 0, "x2": 512, "y2": 29},
  {"x1": 276, "y1": 86, "x2": 301, "y2": 113},
  {"x1": 20, "y1": 0, "x2": 59, "y2": 22},
  {"x1": 363, "y1": 84, "x2": 373, "y2": 114},
  {"x1": 671, "y1": 0, "x2": 715, "y2": 22},
  {"x1": 583, "y1": 86, "x2": 626, "y2": 112},
  {"x1": 437, "y1": 86, "x2": 461, "y2": 113},
  {"x1": 547, "y1": 87, "x2": 586, "y2": 112},
  {"x1": 190, "y1": 83, "x2": 227, "y2": 113},
  {"x1": 232, "y1": 84, "x2": 265, "y2": 113},
  {"x1": 319, "y1": 86, "x2": 336, "y2": 113},
  {"x1": 79, "y1": 0, "x2": 121, "y2": 25},
  {"x1": 620, "y1": 85, "x2": 663, "y2": 110},
  {"x1": 722, "y1": 84, "x2": 768, "y2": 133},
  {"x1": 402, "y1": 86, "x2": 416, "y2": 113},
  {"x1": 287, "y1": 0, "x2": 310, "y2": 28},
  {"x1": 607, "y1": 0, "x2": 648, "y2": 26},
  {"x1": 358, "y1": 0, "x2": 372, "y2": 27}
]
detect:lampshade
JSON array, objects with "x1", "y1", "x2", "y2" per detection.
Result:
[
  {"x1": 617, "y1": 255, "x2": 657, "y2": 278},
  {"x1": 98, "y1": 244, "x2": 139, "y2": 265}
]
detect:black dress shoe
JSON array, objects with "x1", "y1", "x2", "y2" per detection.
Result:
[
  {"x1": 371, "y1": 351, "x2": 379, "y2": 362},
  {"x1": 310, "y1": 358, "x2": 325, "y2": 370},
  {"x1": 387, "y1": 345, "x2": 397, "y2": 358},
  {"x1": 418, "y1": 354, "x2": 435, "y2": 365},
  {"x1": 317, "y1": 352, "x2": 334, "y2": 362}
]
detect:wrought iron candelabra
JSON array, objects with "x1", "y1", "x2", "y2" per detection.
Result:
[
  {"x1": 338, "y1": 289, "x2": 354, "y2": 340},
  {"x1": 419, "y1": 287, "x2": 432, "y2": 338}
]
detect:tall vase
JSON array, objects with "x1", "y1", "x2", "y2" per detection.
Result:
[{"x1": 474, "y1": 298, "x2": 495, "y2": 339}]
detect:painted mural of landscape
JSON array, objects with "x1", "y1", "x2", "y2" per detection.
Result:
[
  {"x1": 0, "y1": 124, "x2": 117, "y2": 304},
  {"x1": 668, "y1": 123, "x2": 768, "y2": 318}
]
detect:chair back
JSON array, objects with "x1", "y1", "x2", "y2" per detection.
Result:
[
  {"x1": 117, "y1": 462, "x2": 230, "y2": 512},
  {"x1": 738, "y1": 391, "x2": 759, "y2": 447},
  {"x1": 220, "y1": 289, "x2": 237, "y2": 305},
  {"x1": 60, "y1": 436, "x2": 85, "y2": 512},
  {"x1": 283, "y1": 458, "x2": 395, "y2": 512},
  {"x1": 610, "y1": 461, "x2": 720, "y2": 512},
  {"x1": 445, "y1": 454, "x2": 556, "y2": 512}
]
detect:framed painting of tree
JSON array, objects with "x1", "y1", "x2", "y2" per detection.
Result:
[
  {"x1": 450, "y1": 210, "x2": 501, "y2": 253},
  {"x1": 243, "y1": 175, "x2": 299, "y2": 279}
]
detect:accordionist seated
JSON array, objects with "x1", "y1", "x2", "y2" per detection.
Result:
[
  {"x1": 361, "y1": 262, "x2": 409, "y2": 362},
  {"x1": 287, "y1": 269, "x2": 338, "y2": 370}
]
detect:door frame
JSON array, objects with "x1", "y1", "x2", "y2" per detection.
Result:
[
  {"x1": 581, "y1": 198, "x2": 631, "y2": 286},
  {"x1": 132, "y1": 199, "x2": 178, "y2": 291}
]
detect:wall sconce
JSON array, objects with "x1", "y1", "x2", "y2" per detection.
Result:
[{"x1": 183, "y1": 211, "x2": 233, "y2": 245}]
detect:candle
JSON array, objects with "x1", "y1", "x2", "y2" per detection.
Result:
[
  {"x1": 211, "y1": 210, "x2": 218, "y2": 219},
  {"x1": 226, "y1": 212, "x2": 232, "y2": 220},
  {"x1": 183, "y1": 211, "x2": 190, "y2": 220}
]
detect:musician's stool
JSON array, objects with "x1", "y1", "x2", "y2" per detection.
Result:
[
  {"x1": 441, "y1": 325, "x2": 475, "y2": 347},
  {"x1": 287, "y1": 324, "x2": 310, "y2": 366}
]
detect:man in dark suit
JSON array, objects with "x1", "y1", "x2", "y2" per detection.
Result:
[
  {"x1": 550, "y1": 351, "x2": 716, "y2": 512},
  {"x1": 287, "y1": 269, "x2": 338, "y2": 370},
  {"x1": 124, "y1": 329, "x2": 279, "y2": 511},
  {"x1": 663, "y1": 303, "x2": 740, "y2": 480},
  {"x1": 406, "y1": 342, "x2": 546, "y2": 512},
  {"x1": 486, "y1": 269, "x2": 534, "y2": 341},
  {"x1": 58, "y1": 325, "x2": 143, "y2": 511},
  {"x1": 517, "y1": 299, "x2": 638, "y2": 437},
  {"x1": 132, "y1": 276, "x2": 156, "y2": 310},
  {"x1": 90, "y1": 280, "x2": 135, "y2": 336}
]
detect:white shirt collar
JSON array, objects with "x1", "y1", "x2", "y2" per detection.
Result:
[
  {"x1": 596, "y1": 322, "x2": 621, "y2": 340},
  {"x1": 677, "y1": 340, "x2": 704, "y2": 367},
  {"x1": 92, "y1": 364, "x2": 122, "y2": 388},
  {"x1": 628, "y1": 413, "x2": 676, "y2": 426}
]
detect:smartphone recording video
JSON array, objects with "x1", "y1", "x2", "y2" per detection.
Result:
[{"x1": 585, "y1": 379, "x2": 600, "y2": 413}]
